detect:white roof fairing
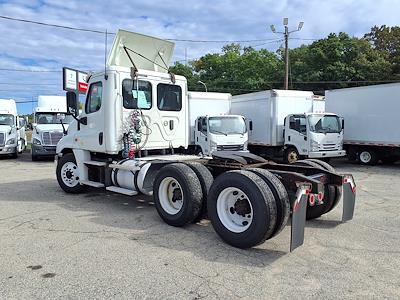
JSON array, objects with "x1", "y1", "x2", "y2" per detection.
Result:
[{"x1": 107, "y1": 30, "x2": 175, "y2": 73}]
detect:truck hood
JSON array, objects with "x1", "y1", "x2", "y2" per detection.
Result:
[
  {"x1": 35, "y1": 124, "x2": 68, "y2": 132},
  {"x1": 0, "y1": 124, "x2": 12, "y2": 132},
  {"x1": 107, "y1": 29, "x2": 175, "y2": 73},
  {"x1": 210, "y1": 133, "x2": 248, "y2": 144}
]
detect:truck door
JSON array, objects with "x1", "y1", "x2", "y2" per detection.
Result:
[
  {"x1": 195, "y1": 117, "x2": 210, "y2": 154},
  {"x1": 78, "y1": 80, "x2": 106, "y2": 152},
  {"x1": 285, "y1": 115, "x2": 308, "y2": 155}
]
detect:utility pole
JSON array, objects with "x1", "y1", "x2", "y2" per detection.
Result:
[{"x1": 270, "y1": 18, "x2": 304, "y2": 90}]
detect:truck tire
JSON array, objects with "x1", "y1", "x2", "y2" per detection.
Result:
[
  {"x1": 247, "y1": 168, "x2": 290, "y2": 238},
  {"x1": 56, "y1": 153, "x2": 88, "y2": 194},
  {"x1": 185, "y1": 162, "x2": 214, "y2": 222},
  {"x1": 294, "y1": 160, "x2": 335, "y2": 220},
  {"x1": 207, "y1": 170, "x2": 277, "y2": 249},
  {"x1": 305, "y1": 159, "x2": 336, "y2": 173},
  {"x1": 153, "y1": 163, "x2": 203, "y2": 227},
  {"x1": 358, "y1": 149, "x2": 378, "y2": 165},
  {"x1": 284, "y1": 147, "x2": 299, "y2": 164},
  {"x1": 11, "y1": 151, "x2": 18, "y2": 159},
  {"x1": 302, "y1": 159, "x2": 340, "y2": 213}
]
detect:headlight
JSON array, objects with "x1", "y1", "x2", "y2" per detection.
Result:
[
  {"x1": 33, "y1": 138, "x2": 42, "y2": 145},
  {"x1": 311, "y1": 140, "x2": 319, "y2": 151},
  {"x1": 6, "y1": 138, "x2": 15, "y2": 145},
  {"x1": 210, "y1": 141, "x2": 218, "y2": 151}
]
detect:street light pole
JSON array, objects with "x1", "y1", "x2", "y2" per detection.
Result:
[
  {"x1": 270, "y1": 18, "x2": 304, "y2": 90},
  {"x1": 197, "y1": 80, "x2": 208, "y2": 92}
]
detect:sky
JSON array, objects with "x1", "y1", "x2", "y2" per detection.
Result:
[{"x1": 0, "y1": 0, "x2": 399, "y2": 114}]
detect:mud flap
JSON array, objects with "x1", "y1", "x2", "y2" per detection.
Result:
[
  {"x1": 342, "y1": 175, "x2": 356, "y2": 222},
  {"x1": 290, "y1": 184, "x2": 310, "y2": 252}
]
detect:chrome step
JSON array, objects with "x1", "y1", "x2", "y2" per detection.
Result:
[
  {"x1": 106, "y1": 186, "x2": 138, "y2": 196},
  {"x1": 80, "y1": 180, "x2": 105, "y2": 188}
]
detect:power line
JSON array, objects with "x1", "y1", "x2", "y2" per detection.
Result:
[
  {"x1": 0, "y1": 14, "x2": 279, "y2": 44},
  {"x1": 0, "y1": 82, "x2": 59, "y2": 86}
]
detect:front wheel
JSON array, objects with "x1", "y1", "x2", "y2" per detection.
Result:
[
  {"x1": 284, "y1": 147, "x2": 299, "y2": 164},
  {"x1": 56, "y1": 153, "x2": 88, "y2": 194}
]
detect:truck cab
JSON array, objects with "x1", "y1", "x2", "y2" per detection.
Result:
[
  {"x1": 194, "y1": 115, "x2": 248, "y2": 155},
  {"x1": 31, "y1": 96, "x2": 72, "y2": 160},
  {"x1": 284, "y1": 113, "x2": 346, "y2": 163},
  {"x1": 0, "y1": 99, "x2": 26, "y2": 158}
]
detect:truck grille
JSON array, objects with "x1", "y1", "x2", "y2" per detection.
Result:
[
  {"x1": 42, "y1": 131, "x2": 63, "y2": 146},
  {"x1": 217, "y1": 144, "x2": 244, "y2": 151},
  {"x1": 322, "y1": 143, "x2": 339, "y2": 151},
  {"x1": 0, "y1": 132, "x2": 4, "y2": 146}
]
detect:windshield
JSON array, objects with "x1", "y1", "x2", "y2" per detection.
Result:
[
  {"x1": 0, "y1": 114, "x2": 14, "y2": 126},
  {"x1": 36, "y1": 113, "x2": 73, "y2": 125},
  {"x1": 308, "y1": 115, "x2": 341, "y2": 133},
  {"x1": 208, "y1": 116, "x2": 247, "y2": 135}
]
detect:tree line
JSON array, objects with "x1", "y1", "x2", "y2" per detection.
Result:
[{"x1": 170, "y1": 25, "x2": 400, "y2": 95}]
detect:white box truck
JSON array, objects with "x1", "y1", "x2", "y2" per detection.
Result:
[
  {"x1": 31, "y1": 95, "x2": 73, "y2": 160},
  {"x1": 0, "y1": 99, "x2": 27, "y2": 158},
  {"x1": 54, "y1": 29, "x2": 356, "y2": 251},
  {"x1": 326, "y1": 83, "x2": 400, "y2": 165},
  {"x1": 231, "y1": 90, "x2": 346, "y2": 163},
  {"x1": 188, "y1": 91, "x2": 248, "y2": 155}
]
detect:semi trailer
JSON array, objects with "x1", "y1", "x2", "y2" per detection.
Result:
[
  {"x1": 0, "y1": 99, "x2": 27, "y2": 158},
  {"x1": 188, "y1": 91, "x2": 247, "y2": 155},
  {"x1": 31, "y1": 95, "x2": 73, "y2": 160},
  {"x1": 55, "y1": 29, "x2": 356, "y2": 251},
  {"x1": 231, "y1": 90, "x2": 346, "y2": 163},
  {"x1": 326, "y1": 83, "x2": 400, "y2": 165}
]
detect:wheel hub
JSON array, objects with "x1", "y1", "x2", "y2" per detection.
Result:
[{"x1": 234, "y1": 198, "x2": 251, "y2": 216}]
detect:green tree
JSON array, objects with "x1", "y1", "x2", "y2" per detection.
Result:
[{"x1": 364, "y1": 25, "x2": 400, "y2": 77}]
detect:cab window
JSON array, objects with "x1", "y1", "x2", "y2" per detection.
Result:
[
  {"x1": 157, "y1": 84, "x2": 182, "y2": 111},
  {"x1": 289, "y1": 115, "x2": 306, "y2": 134},
  {"x1": 86, "y1": 82, "x2": 103, "y2": 114},
  {"x1": 122, "y1": 79, "x2": 152, "y2": 109}
]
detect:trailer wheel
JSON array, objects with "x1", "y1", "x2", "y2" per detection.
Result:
[
  {"x1": 56, "y1": 153, "x2": 88, "y2": 194},
  {"x1": 185, "y1": 162, "x2": 214, "y2": 221},
  {"x1": 294, "y1": 160, "x2": 335, "y2": 220},
  {"x1": 284, "y1": 147, "x2": 299, "y2": 164},
  {"x1": 358, "y1": 149, "x2": 378, "y2": 165},
  {"x1": 153, "y1": 163, "x2": 203, "y2": 227},
  {"x1": 247, "y1": 168, "x2": 290, "y2": 238},
  {"x1": 207, "y1": 170, "x2": 277, "y2": 248}
]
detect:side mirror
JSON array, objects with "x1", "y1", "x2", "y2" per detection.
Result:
[
  {"x1": 249, "y1": 120, "x2": 253, "y2": 131},
  {"x1": 66, "y1": 91, "x2": 78, "y2": 115},
  {"x1": 341, "y1": 118, "x2": 344, "y2": 130},
  {"x1": 197, "y1": 120, "x2": 202, "y2": 131}
]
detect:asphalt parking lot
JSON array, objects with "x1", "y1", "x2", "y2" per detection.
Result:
[{"x1": 0, "y1": 153, "x2": 399, "y2": 299}]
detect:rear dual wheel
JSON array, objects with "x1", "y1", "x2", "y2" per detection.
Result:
[
  {"x1": 294, "y1": 159, "x2": 339, "y2": 219},
  {"x1": 207, "y1": 170, "x2": 288, "y2": 249}
]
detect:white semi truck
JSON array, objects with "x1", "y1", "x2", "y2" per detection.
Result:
[
  {"x1": 188, "y1": 91, "x2": 247, "y2": 155},
  {"x1": 231, "y1": 90, "x2": 346, "y2": 163},
  {"x1": 0, "y1": 99, "x2": 27, "y2": 158},
  {"x1": 326, "y1": 83, "x2": 400, "y2": 165},
  {"x1": 55, "y1": 29, "x2": 356, "y2": 251},
  {"x1": 31, "y1": 95, "x2": 73, "y2": 160}
]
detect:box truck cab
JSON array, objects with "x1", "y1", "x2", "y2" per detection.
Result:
[
  {"x1": 231, "y1": 90, "x2": 346, "y2": 163},
  {"x1": 284, "y1": 112, "x2": 345, "y2": 163},
  {"x1": 188, "y1": 92, "x2": 247, "y2": 155},
  {"x1": 31, "y1": 95, "x2": 72, "y2": 160},
  {"x1": 0, "y1": 99, "x2": 27, "y2": 158},
  {"x1": 194, "y1": 114, "x2": 247, "y2": 155}
]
